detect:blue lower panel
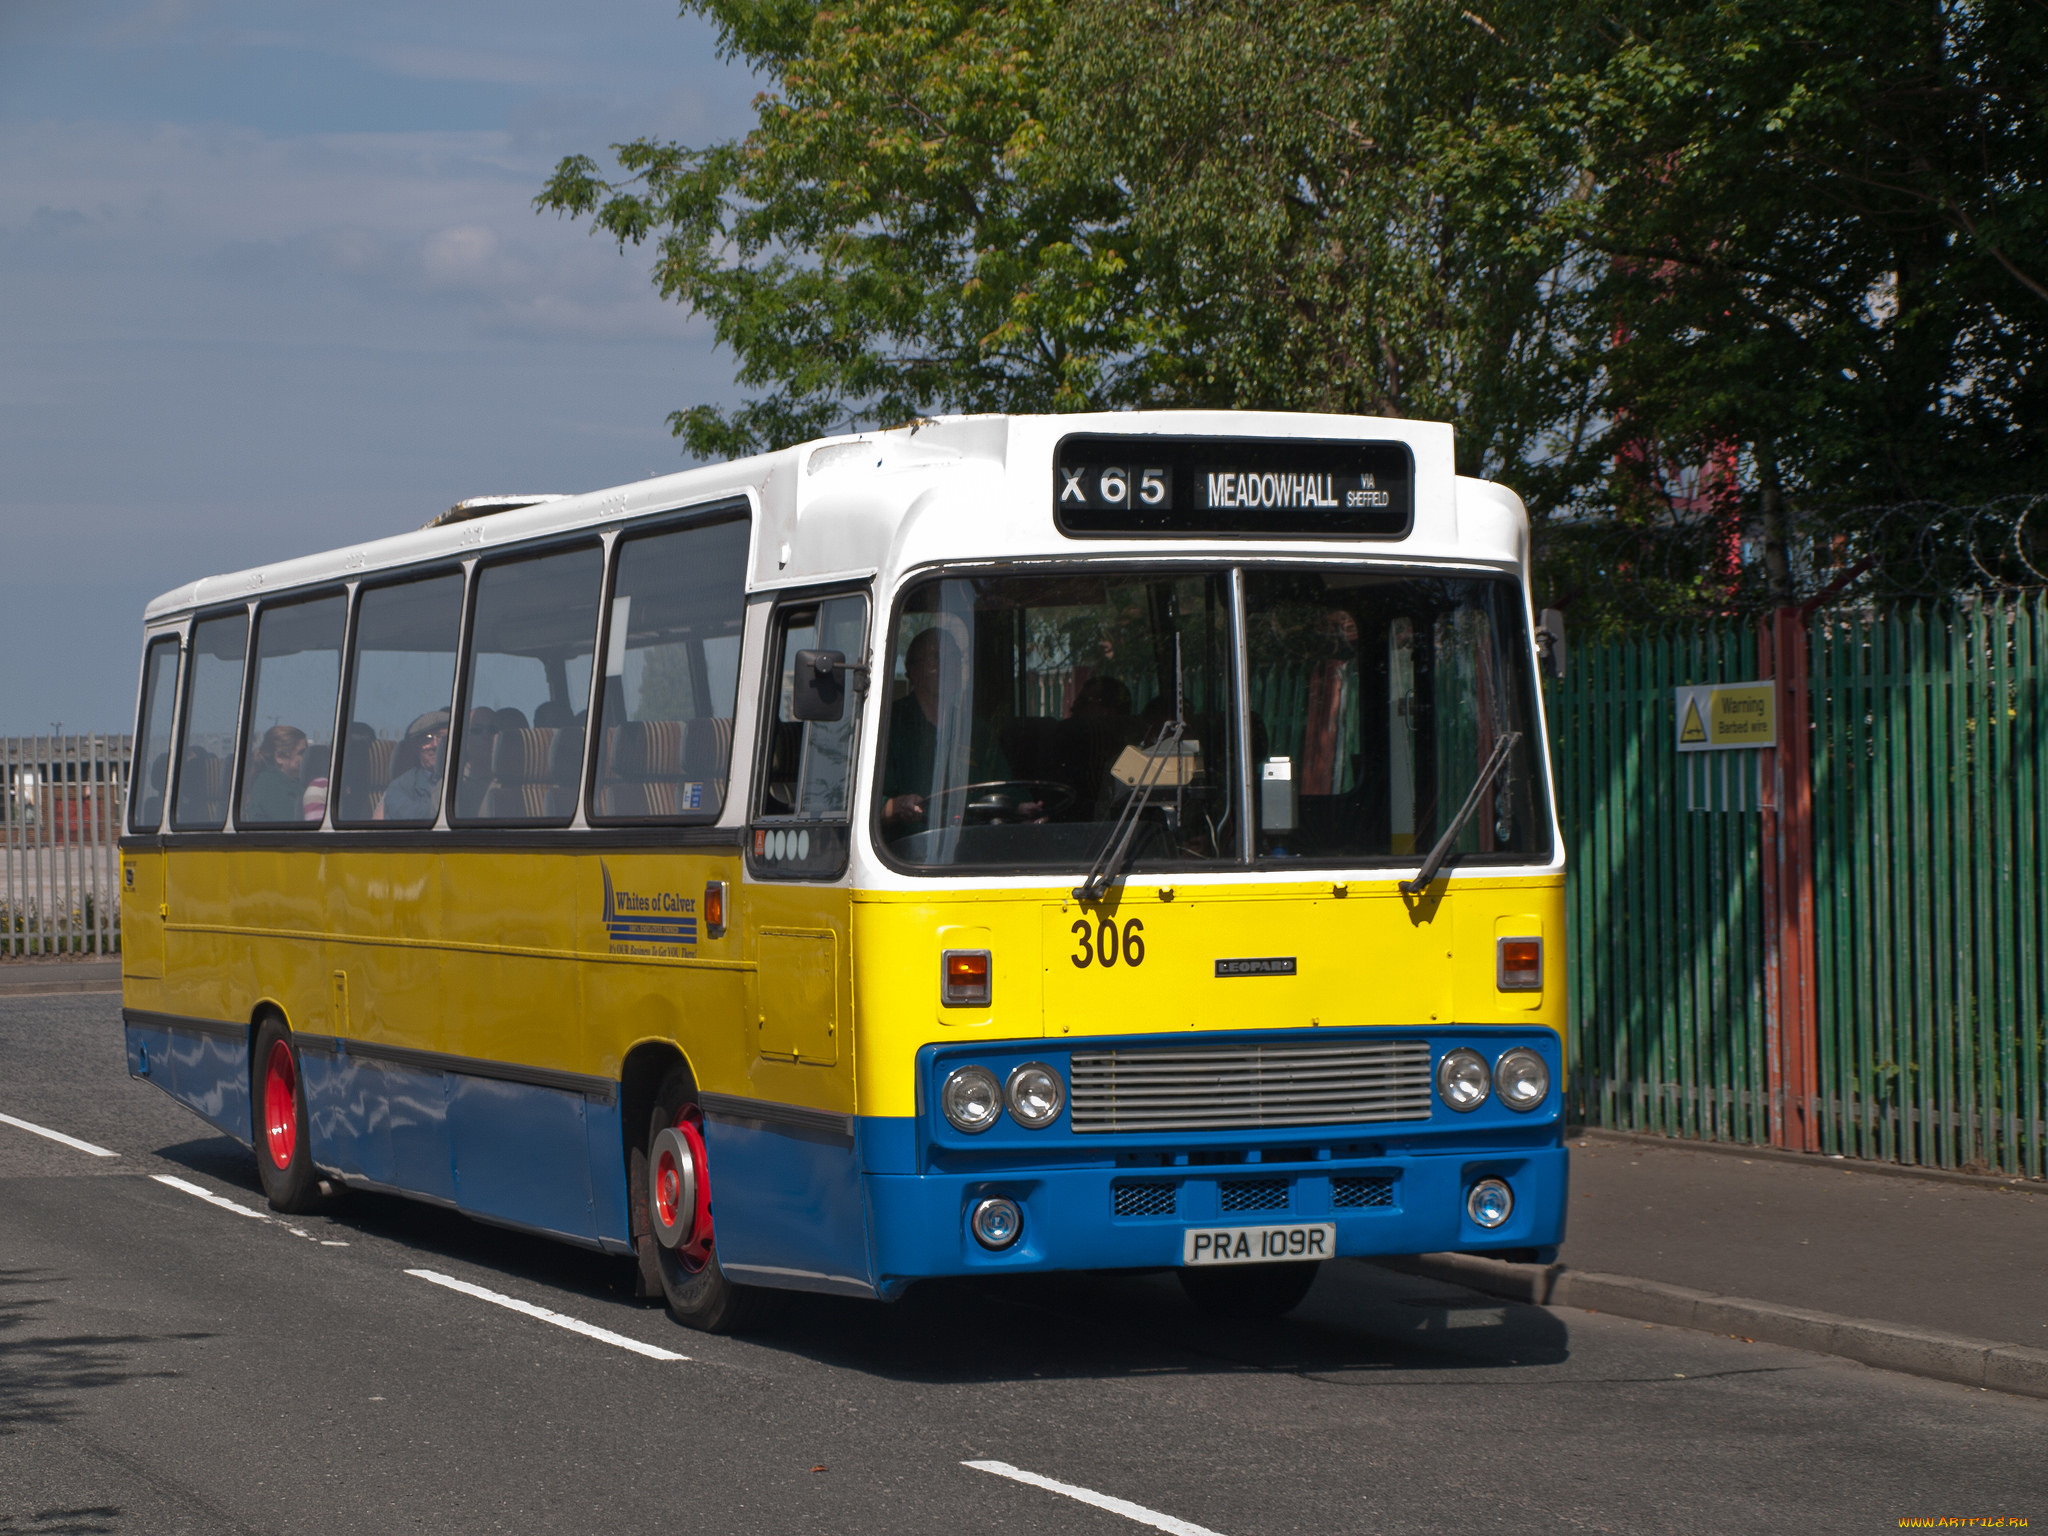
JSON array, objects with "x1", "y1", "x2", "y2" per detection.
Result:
[
  {"x1": 864, "y1": 1146, "x2": 1568, "y2": 1289},
  {"x1": 300, "y1": 1051, "x2": 455, "y2": 1204},
  {"x1": 449, "y1": 1075, "x2": 597, "y2": 1244},
  {"x1": 127, "y1": 1022, "x2": 250, "y2": 1146},
  {"x1": 703, "y1": 1117, "x2": 872, "y2": 1297}
]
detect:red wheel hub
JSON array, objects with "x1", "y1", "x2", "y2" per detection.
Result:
[
  {"x1": 673, "y1": 1106, "x2": 714, "y2": 1272},
  {"x1": 263, "y1": 1037, "x2": 298, "y2": 1171}
]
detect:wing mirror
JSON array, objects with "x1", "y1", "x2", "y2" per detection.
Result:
[{"x1": 790, "y1": 649, "x2": 868, "y2": 722}]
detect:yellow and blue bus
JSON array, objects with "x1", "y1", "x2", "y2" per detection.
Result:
[{"x1": 121, "y1": 411, "x2": 1565, "y2": 1330}]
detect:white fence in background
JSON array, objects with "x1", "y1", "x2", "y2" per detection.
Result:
[{"x1": 2, "y1": 735, "x2": 130, "y2": 956}]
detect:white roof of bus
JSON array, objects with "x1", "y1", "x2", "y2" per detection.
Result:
[{"x1": 143, "y1": 410, "x2": 1526, "y2": 622}]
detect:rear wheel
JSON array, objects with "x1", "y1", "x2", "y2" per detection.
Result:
[
  {"x1": 252, "y1": 1017, "x2": 320, "y2": 1213},
  {"x1": 633, "y1": 1066, "x2": 771, "y2": 1333},
  {"x1": 1178, "y1": 1261, "x2": 1320, "y2": 1319}
]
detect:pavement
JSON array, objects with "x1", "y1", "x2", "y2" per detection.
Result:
[
  {"x1": 0, "y1": 956, "x2": 122, "y2": 994},
  {"x1": 1387, "y1": 1128, "x2": 2048, "y2": 1397}
]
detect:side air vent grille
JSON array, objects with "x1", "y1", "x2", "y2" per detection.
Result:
[
  {"x1": 1112, "y1": 1182, "x2": 1179, "y2": 1218},
  {"x1": 1069, "y1": 1040, "x2": 1433, "y2": 1134}
]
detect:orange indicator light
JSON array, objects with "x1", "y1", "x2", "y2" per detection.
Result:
[
  {"x1": 1498, "y1": 937, "x2": 1543, "y2": 991},
  {"x1": 941, "y1": 949, "x2": 992, "y2": 1007}
]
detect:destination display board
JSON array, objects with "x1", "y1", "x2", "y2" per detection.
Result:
[{"x1": 1052, "y1": 434, "x2": 1414, "y2": 539}]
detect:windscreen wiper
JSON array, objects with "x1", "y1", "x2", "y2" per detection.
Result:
[
  {"x1": 1073, "y1": 719, "x2": 1185, "y2": 904},
  {"x1": 1399, "y1": 731, "x2": 1522, "y2": 897}
]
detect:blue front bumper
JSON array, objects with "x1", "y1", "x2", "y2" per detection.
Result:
[{"x1": 856, "y1": 1025, "x2": 1569, "y2": 1297}]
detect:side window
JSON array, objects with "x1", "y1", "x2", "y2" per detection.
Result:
[
  {"x1": 452, "y1": 544, "x2": 602, "y2": 825},
  {"x1": 751, "y1": 592, "x2": 869, "y2": 878},
  {"x1": 129, "y1": 637, "x2": 181, "y2": 833},
  {"x1": 336, "y1": 570, "x2": 463, "y2": 827},
  {"x1": 590, "y1": 515, "x2": 749, "y2": 823},
  {"x1": 239, "y1": 593, "x2": 346, "y2": 828},
  {"x1": 170, "y1": 612, "x2": 247, "y2": 832}
]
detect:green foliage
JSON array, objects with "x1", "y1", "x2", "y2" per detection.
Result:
[{"x1": 540, "y1": 0, "x2": 2047, "y2": 625}]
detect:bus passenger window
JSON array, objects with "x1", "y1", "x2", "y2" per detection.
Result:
[
  {"x1": 238, "y1": 593, "x2": 345, "y2": 828},
  {"x1": 590, "y1": 515, "x2": 748, "y2": 823},
  {"x1": 130, "y1": 637, "x2": 180, "y2": 833},
  {"x1": 452, "y1": 544, "x2": 602, "y2": 825},
  {"x1": 169, "y1": 612, "x2": 247, "y2": 832},
  {"x1": 335, "y1": 570, "x2": 463, "y2": 826}
]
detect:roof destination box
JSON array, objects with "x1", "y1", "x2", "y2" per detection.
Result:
[{"x1": 1052, "y1": 432, "x2": 1414, "y2": 540}]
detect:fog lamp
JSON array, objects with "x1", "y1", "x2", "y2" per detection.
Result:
[
  {"x1": 1467, "y1": 1178, "x2": 1514, "y2": 1229},
  {"x1": 1495, "y1": 1048, "x2": 1549, "y2": 1111},
  {"x1": 942, "y1": 1065, "x2": 1003, "y2": 1133},
  {"x1": 970, "y1": 1196, "x2": 1022, "y2": 1250},
  {"x1": 1436, "y1": 1048, "x2": 1491, "y2": 1111}
]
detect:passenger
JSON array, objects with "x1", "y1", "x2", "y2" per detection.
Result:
[
  {"x1": 881, "y1": 627, "x2": 1011, "y2": 831},
  {"x1": 244, "y1": 725, "x2": 309, "y2": 822},
  {"x1": 1068, "y1": 675, "x2": 1131, "y2": 719},
  {"x1": 534, "y1": 699, "x2": 573, "y2": 731},
  {"x1": 299, "y1": 745, "x2": 331, "y2": 823},
  {"x1": 376, "y1": 711, "x2": 450, "y2": 822}
]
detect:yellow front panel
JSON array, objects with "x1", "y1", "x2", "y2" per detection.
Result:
[{"x1": 852, "y1": 875, "x2": 1565, "y2": 1118}]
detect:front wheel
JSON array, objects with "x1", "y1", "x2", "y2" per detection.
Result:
[
  {"x1": 1178, "y1": 1261, "x2": 1320, "y2": 1319},
  {"x1": 252, "y1": 1017, "x2": 320, "y2": 1213},
  {"x1": 632, "y1": 1067, "x2": 771, "y2": 1334}
]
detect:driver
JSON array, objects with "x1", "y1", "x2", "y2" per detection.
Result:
[{"x1": 880, "y1": 626, "x2": 1014, "y2": 833}]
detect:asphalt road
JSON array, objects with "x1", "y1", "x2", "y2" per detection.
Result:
[{"x1": 3, "y1": 993, "x2": 2043, "y2": 1536}]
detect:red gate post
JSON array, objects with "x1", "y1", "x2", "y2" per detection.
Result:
[{"x1": 1759, "y1": 607, "x2": 1821, "y2": 1150}]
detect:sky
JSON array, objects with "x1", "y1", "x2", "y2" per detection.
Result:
[{"x1": 0, "y1": 0, "x2": 761, "y2": 735}]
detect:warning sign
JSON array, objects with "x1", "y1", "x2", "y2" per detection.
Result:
[{"x1": 1674, "y1": 682, "x2": 1776, "y2": 752}]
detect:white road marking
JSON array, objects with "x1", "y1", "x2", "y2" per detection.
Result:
[
  {"x1": 151, "y1": 1173, "x2": 270, "y2": 1218},
  {"x1": 963, "y1": 1461, "x2": 1228, "y2": 1536},
  {"x1": 405, "y1": 1269, "x2": 689, "y2": 1362},
  {"x1": 0, "y1": 1111, "x2": 118, "y2": 1158}
]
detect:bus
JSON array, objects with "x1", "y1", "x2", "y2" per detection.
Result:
[{"x1": 120, "y1": 411, "x2": 1566, "y2": 1331}]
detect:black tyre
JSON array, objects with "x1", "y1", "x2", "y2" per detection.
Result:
[
  {"x1": 252, "y1": 1017, "x2": 321, "y2": 1214},
  {"x1": 634, "y1": 1066, "x2": 771, "y2": 1334},
  {"x1": 1178, "y1": 1261, "x2": 1320, "y2": 1319}
]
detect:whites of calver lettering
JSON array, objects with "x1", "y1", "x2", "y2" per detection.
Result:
[
  {"x1": 0, "y1": 1110, "x2": 118, "y2": 1157},
  {"x1": 149, "y1": 1173, "x2": 349, "y2": 1243},
  {"x1": 405, "y1": 1269, "x2": 688, "y2": 1362},
  {"x1": 963, "y1": 1461, "x2": 1227, "y2": 1536}
]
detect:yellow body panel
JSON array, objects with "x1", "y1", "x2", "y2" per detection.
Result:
[
  {"x1": 130, "y1": 847, "x2": 1559, "y2": 1129},
  {"x1": 852, "y1": 875, "x2": 1565, "y2": 1119}
]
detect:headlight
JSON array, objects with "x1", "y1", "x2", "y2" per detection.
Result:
[
  {"x1": 1005, "y1": 1062, "x2": 1065, "y2": 1128},
  {"x1": 941, "y1": 1065, "x2": 1003, "y2": 1133},
  {"x1": 970, "y1": 1196, "x2": 1022, "y2": 1250},
  {"x1": 1467, "y1": 1178, "x2": 1514, "y2": 1228},
  {"x1": 1436, "y1": 1048, "x2": 1491, "y2": 1111},
  {"x1": 1495, "y1": 1048, "x2": 1549, "y2": 1111}
]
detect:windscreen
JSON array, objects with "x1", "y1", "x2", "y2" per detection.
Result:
[
  {"x1": 1243, "y1": 570, "x2": 1548, "y2": 864},
  {"x1": 876, "y1": 573, "x2": 1237, "y2": 871}
]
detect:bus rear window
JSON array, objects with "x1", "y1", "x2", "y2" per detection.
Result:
[{"x1": 130, "y1": 637, "x2": 180, "y2": 833}]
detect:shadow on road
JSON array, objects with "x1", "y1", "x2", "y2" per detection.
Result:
[
  {"x1": 0, "y1": 1268, "x2": 193, "y2": 1441},
  {"x1": 145, "y1": 1136, "x2": 1573, "y2": 1385}
]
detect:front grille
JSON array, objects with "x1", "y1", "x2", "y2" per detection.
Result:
[
  {"x1": 1112, "y1": 1182, "x2": 1179, "y2": 1218},
  {"x1": 1220, "y1": 1178, "x2": 1289, "y2": 1212},
  {"x1": 1068, "y1": 1039, "x2": 1434, "y2": 1133},
  {"x1": 1333, "y1": 1175, "x2": 1397, "y2": 1209}
]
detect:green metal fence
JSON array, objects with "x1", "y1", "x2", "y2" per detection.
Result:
[
  {"x1": 1809, "y1": 597, "x2": 2047, "y2": 1177},
  {"x1": 1550, "y1": 592, "x2": 2048, "y2": 1178}
]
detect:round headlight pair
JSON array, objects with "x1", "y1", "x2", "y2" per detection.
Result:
[
  {"x1": 941, "y1": 1063, "x2": 1065, "y2": 1133},
  {"x1": 1435, "y1": 1047, "x2": 1550, "y2": 1112}
]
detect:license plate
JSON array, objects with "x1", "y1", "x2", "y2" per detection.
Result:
[{"x1": 1182, "y1": 1222, "x2": 1336, "y2": 1266}]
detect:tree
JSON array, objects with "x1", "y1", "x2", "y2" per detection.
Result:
[
  {"x1": 542, "y1": 0, "x2": 2047, "y2": 621},
  {"x1": 537, "y1": 0, "x2": 1157, "y2": 460}
]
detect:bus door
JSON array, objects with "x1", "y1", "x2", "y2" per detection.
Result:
[{"x1": 709, "y1": 589, "x2": 873, "y2": 1296}]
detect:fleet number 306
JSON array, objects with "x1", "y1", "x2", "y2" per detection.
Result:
[{"x1": 1071, "y1": 916, "x2": 1145, "y2": 968}]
